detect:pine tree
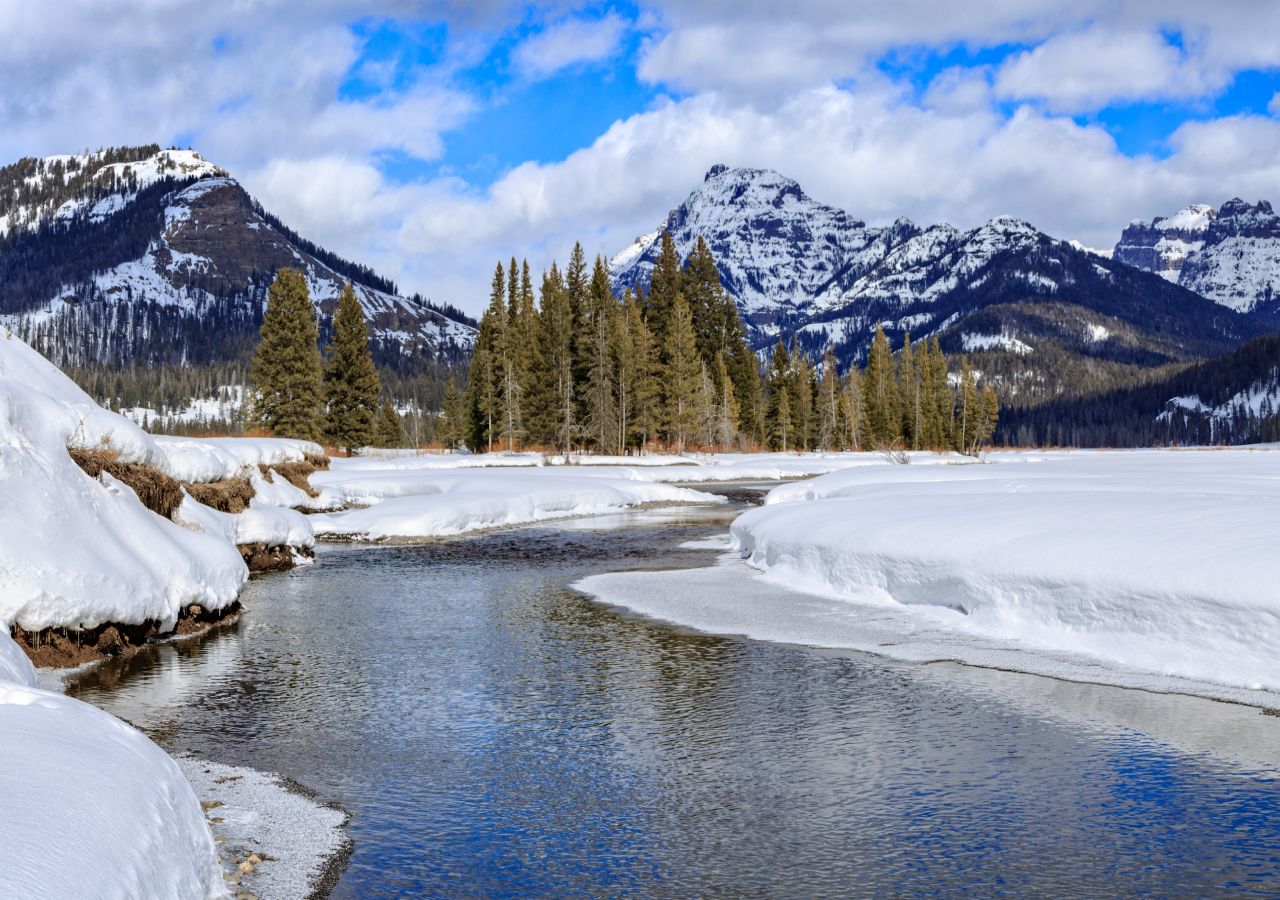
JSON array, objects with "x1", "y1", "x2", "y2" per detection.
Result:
[
  {"x1": 927, "y1": 338, "x2": 953, "y2": 449},
  {"x1": 536, "y1": 264, "x2": 576, "y2": 453},
  {"x1": 957, "y1": 361, "x2": 977, "y2": 454},
  {"x1": 249, "y1": 267, "x2": 323, "y2": 441},
  {"x1": 466, "y1": 263, "x2": 507, "y2": 451},
  {"x1": 376, "y1": 397, "x2": 403, "y2": 448},
  {"x1": 817, "y1": 349, "x2": 840, "y2": 450},
  {"x1": 582, "y1": 256, "x2": 618, "y2": 451},
  {"x1": 622, "y1": 292, "x2": 660, "y2": 451},
  {"x1": 713, "y1": 351, "x2": 740, "y2": 448},
  {"x1": 322, "y1": 283, "x2": 381, "y2": 454},
  {"x1": 439, "y1": 378, "x2": 465, "y2": 450},
  {"x1": 663, "y1": 293, "x2": 704, "y2": 453},
  {"x1": 765, "y1": 340, "x2": 793, "y2": 451},
  {"x1": 645, "y1": 231, "x2": 683, "y2": 346},
  {"x1": 897, "y1": 334, "x2": 918, "y2": 449},
  {"x1": 843, "y1": 364, "x2": 866, "y2": 449},
  {"x1": 863, "y1": 325, "x2": 900, "y2": 448},
  {"x1": 789, "y1": 346, "x2": 815, "y2": 451}
]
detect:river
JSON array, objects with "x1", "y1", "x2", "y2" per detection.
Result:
[{"x1": 69, "y1": 491, "x2": 1280, "y2": 897}]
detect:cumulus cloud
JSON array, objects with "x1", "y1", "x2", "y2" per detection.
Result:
[
  {"x1": 993, "y1": 28, "x2": 1227, "y2": 112},
  {"x1": 512, "y1": 12, "x2": 628, "y2": 79},
  {"x1": 4, "y1": 1, "x2": 1280, "y2": 315}
]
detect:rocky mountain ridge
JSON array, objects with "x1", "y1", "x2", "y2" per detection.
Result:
[
  {"x1": 1116, "y1": 198, "x2": 1280, "y2": 320},
  {"x1": 0, "y1": 146, "x2": 475, "y2": 371},
  {"x1": 612, "y1": 165, "x2": 1267, "y2": 401}
]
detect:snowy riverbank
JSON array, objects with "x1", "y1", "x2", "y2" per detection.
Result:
[{"x1": 578, "y1": 448, "x2": 1280, "y2": 706}]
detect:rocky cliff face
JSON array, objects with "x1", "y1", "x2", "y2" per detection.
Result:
[
  {"x1": 1115, "y1": 199, "x2": 1280, "y2": 321},
  {"x1": 0, "y1": 147, "x2": 474, "y2": 370},
  {"x1": 1113, "y1": 204, "x2": 1216, "y2": 281}
]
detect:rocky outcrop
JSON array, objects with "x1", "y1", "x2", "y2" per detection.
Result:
[
  {"x1": 1115, "y1": 199, "x2": 1280, "y2": 321},
  {"x1": 1113, "y1": 204, "x2": 1215, "y2": 281}
]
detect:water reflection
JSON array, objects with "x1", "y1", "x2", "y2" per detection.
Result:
[{"x1": 70, "y1": 519, "x2": 1280, "y2": 898}]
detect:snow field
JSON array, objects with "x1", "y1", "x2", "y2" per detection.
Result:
[
  {"x1": 732, "y1": 450, "x2": 1280, "y2": 695},
  {"x1": 310, "y1": 469, "x2": 726, "y2": 540}
]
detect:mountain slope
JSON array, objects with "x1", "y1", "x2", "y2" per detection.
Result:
[
  {"x1": 613, "y1": 166, "x2": 1265, "y2": 398},
  {"x1": 999, "y1": 332, "x2": 1280, "y2": 446},
  {"x1": 1116, "y1": 198, "x2": 1280, "y2": 323},
  {"x1": 0, "y1": 146, "x2": 475, "y2": 370}
]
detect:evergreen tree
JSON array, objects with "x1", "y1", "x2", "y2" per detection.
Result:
[
  {"x1": 956, "y1": 361, "x2": 978, "y2": 454},
  {"x1": 322, "y1": 283, "x2": 381, "y2": 454},
  {"x1": 863, "y1": 325, "x2": 900, "y2": 447},
  {"x1": 662, "y1": 293, "x2": 704, "y2": 453},
  {"x1": 466, "y1": 263, "x2": 507, "y2": 451},
  {"x1": 645, "y1": 231, "x2": 683, "y2": 345},
  {"x1": 817, "y1": 349, "x2": 841, "y2": 450},
  {"x1": 439, "y1": 378, "x2": 465, "y2": 450},
  {"x1": 621, "y1": 292, "x2": 660, "y2": 451},
  {"x1": 376, "y1": 397, "x2": 403, "y2": 448},
  {"x1": 248, "y1": 267, "x2": 323, "y2": 441},
  {"x1": 843, "y1": 364, "x2": 866, "y2": 449},
  {"x1": 536, "y1": 264, "x2": 576, "y2": 453},
  {"x1": 582, "y1": 256, "x2": 619, "y2": 451},
  {"x1": 897, "y1": 334, "x2": 919, "y2": 450},
  {"x1": 713, "y1": 351, "x2": 740, "y2": 448},
  {"x1": 765, "y1": 340, "x2": 793, "y2": 451},
  {"x1": 927, "y1": 338, "x2": 954, "y2": 449}
]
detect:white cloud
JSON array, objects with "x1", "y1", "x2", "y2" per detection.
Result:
[
  {"x1": 4, "y1": 1, "x2": 1280, "y2": 318},
  {"x1": 281, "y1": 83, "x2": 1280, "y2": 315},
  {"x1": 512, "y1": 13, "x2": 627, "y2": 79},
  {"x1": 1270, "y1": 92, "x2": 1280, "y2": 117},
  {"x1": 993, "y1": 28, "x2": 1226, "y2": 112}
]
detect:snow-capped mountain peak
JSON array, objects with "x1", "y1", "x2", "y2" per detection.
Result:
[
  {"x1": 1116, "y1": 198, "x2": 1280, "y2": 318},
  {"x1": 0, "y1": 144, "x2": 475, "y2": 369}
]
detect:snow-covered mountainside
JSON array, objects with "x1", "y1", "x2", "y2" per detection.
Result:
[
  {"x1": 613, "y1": 166, "x2": 1263, "y2": 397},
  {"x1": 1116, "y1": 199, "x2": 1280, "y2": 321},
  {"x1": 1113, "y1": 204, "x2": 1216, "y2": 282},
  {"x1": 0, "y1": 145, "x2": 475, "y2": 370}
]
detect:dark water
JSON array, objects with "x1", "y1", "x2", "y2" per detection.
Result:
[{"x1": 70, "y1": 506, "x2": 1280, "y2": 898}]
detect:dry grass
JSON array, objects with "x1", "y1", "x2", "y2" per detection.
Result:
[
  {"x1": 182, "y1": 476, "x2": 256, "y2": 513},
  {"x1": 69, "y1": 447, "x2": 184, "y2": 519},
  {"x1": 259, "y1": 459, "x2": 322, "y2": 496}
]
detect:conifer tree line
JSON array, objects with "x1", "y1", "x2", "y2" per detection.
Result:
[
  {"x1": 457, "y1": 232, "x2": 999, "y2": 456},
  {"x1": 458, "y1": 233, "x2": 762, "y2": 454},
  {"x1": 763, "y1": 326, "x2": 1000, "y2": 455},
  {"x1": 247, "y1": 268, "x2": 403, "y2": 451}
]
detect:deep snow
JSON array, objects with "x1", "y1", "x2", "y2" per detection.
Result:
[{"x1": 578, "y1": 449, "x2": 1280, "y2": 705}]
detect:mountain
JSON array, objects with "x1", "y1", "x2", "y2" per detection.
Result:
[
  {"x1": 0, "y1": 145, "x2": 475, "y2": 371},
  {"x1": 612, "y1": 165, "x2": 1266, "y2": 401},
  {"x1": 999, "y1": 332, "x2": 1280, "y2": 446},
  {"x1": 1112, "y1": 204, "x2": 1215, "y2": 281},
  {"x1": 1115, "y1": 198, "x2": 1280, "y2": 322}
]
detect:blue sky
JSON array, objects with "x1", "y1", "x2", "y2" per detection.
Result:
[{"x1": 3, "y1": 2, "x2": 1280, "y2": 313}]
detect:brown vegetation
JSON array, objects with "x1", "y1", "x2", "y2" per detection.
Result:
[
  {"x1": 182, "y1": 476, "x2": 256, "y2": 513},
  {"x1": 11, "y1": 602, "x2": 243, "y2": 668},
  {"x1": 69, "y1": 447, "x2": 184, "y2": 519},
  {"x1": 259, "y1": 459, "x2": 323, "y2": 496}
]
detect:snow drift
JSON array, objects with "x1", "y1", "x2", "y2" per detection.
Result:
[
  {"x1": 311, "y1": 468, "x2": 724, "y2": 540},
  {"x1": 730, "y1": 450, "x2": 1280, "y2": 695}
]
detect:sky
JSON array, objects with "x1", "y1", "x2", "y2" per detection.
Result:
[{"x1": 3, "y1": 1, "x2": 1280, "y2": 316}]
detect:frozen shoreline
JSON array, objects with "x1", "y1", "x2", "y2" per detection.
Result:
[
  {"x1": 575, "y1": 551, "x2": 1280, "y2": 711},
  {"x1": 178, "y1": 756, "x2": 349, "y2": 900}
]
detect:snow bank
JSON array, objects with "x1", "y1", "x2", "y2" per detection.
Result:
[
  {"x1": 315, "y1": 450, "x2": 964, "y2": 499},
  {"x1": 310, "y1": 469, "x2": 724, "y2": 539},
  {"x1": 153, "y1": 435, "x2": 324, "y2": 483},
  {"x1": 0, "y1": 654, "x2": 224, "y2": 899},
  {"x1": 0, "y1": 337, "x2": 248, "y2": 631},
  {"x1": 729, "y1": 450, "x2": 1280, "y2": 695}
]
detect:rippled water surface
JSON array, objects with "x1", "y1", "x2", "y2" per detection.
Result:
[{"x1": 71, "y1": 502, "x2": 1280, "y2": 898}]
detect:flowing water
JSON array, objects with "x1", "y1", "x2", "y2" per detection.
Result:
[{"x1": 70, "y1": 494, "x2": 1280, "y2": 898}]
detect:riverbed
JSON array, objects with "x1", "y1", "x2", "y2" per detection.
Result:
[{"x1": 69, "y1": 493, "x2": 1280, "y2": 897}]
